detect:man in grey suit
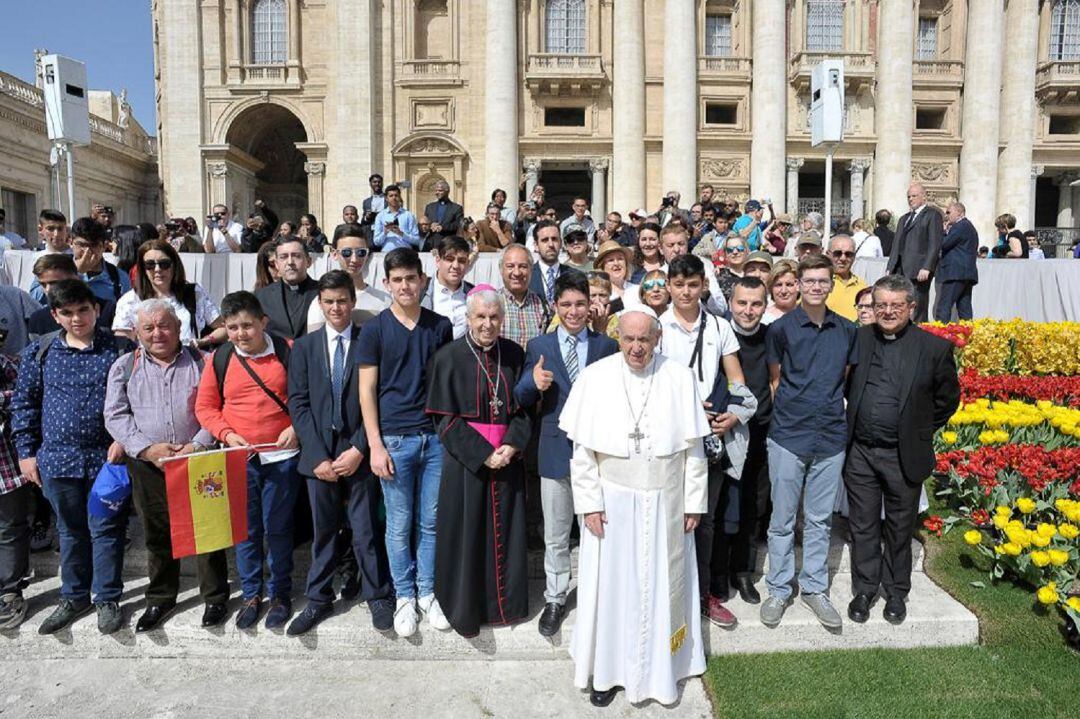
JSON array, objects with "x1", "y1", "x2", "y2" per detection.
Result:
[
  {"x1": 422, "y1": 180, "x2": 464, "y2": 242},
  {"x1": 886, "y1": 183, "x2": 943, "y2": 323}
]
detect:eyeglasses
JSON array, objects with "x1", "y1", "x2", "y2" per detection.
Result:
[
  {"x1": 641, "y1": 279, "x2": 667, "y2": 291},
  {"x1": 143, "y1": 259, "x2": 173, "y2": 271},
  {"x1": 586, "y1": 270, "x2": 610, "y2": 280},
  {"x1": 799, "y1": 278, "x2": 831, "y2": 287},
  {"x1": 831, "y1": 250, "x2": 856, "y2": 259},
  {"x1": 856, "y1": 303, "x2": 874, "y2": 311},
  {"x1": 873, "y1": 302, "x2": 910, "y2": 312},
  {"x1": 724, "y1": 245, "x2": 747, "y2": 254},
  {"x1": 339, "y1": 248, "x2": 369, "y2": 259}
]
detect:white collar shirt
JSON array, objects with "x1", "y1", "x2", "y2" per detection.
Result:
[
  {"x1": 431, "y1": 278, "x2": 468, "y2": 338},
  {"x1": 658, "y1": 305, "x2": 740, "y2": 400}
]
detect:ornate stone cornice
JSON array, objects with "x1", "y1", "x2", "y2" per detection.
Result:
[
  {"x1": 786, "y1": 157, "x2": 805, "y2": 171},
  {"x1": 304, "y1": 161, "x2": 326, "y2": 176},
  {"x1": 207, "y1": 162, "x2": 228, "y2": 178},
  {"x1": 588, "y1": 157, "x2": 609, "y2": 172}
]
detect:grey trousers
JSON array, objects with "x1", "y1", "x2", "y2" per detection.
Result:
[{"x1": 540, "y1": 475, "x2": 577, "y2": 605}]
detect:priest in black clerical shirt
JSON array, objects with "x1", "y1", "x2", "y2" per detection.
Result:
[
  {"x1": 843, "y1": 274, "x2": 960, "y2": 626},
  {"x1": 254, "y1": 236, "x2": 320, "y2": 339},
  {"x1": 425, "y1": 285, "x2": 531, "y2": 638}
]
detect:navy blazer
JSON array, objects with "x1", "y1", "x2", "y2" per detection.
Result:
[
  {"x1": 936, "y1": 217, "x2": 979, "y2": 284},
  {"x1": 514, "y1": 329, "x2": 619, "y2": 480},
  {"x1": 287, "y1": 325, "x2": 369, "y2": 478},
  {"x1": 529, "y1": 262, "x2": 580, "y2": 301}
]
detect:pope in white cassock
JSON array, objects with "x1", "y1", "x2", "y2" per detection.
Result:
[{"x1": 559, "y1": 308, "x2": 711, "y2": 708}]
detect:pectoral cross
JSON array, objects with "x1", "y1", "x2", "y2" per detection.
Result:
[
  {"x1": 489, "y1": 396, "x2": 504, "y2": 416},
  {"x1": 628, "y1": 425, "x2": 645, "y2": 454}
]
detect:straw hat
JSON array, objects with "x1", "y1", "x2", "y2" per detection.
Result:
[{"x1": 594, "y1": 239, "x2": 634, "y2": 268}]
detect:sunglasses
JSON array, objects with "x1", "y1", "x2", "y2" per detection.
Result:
[
  {"x1": 725, "y1": 245, "x2": 747, "y2": 253},
  {"x1": 641, "y1": 279, "x2": 667, "y2": 291},
  {"x1": 831, "y1": 250, "x2": 856, "y2": 259},
  {"x1": 339, "y1": 248, "x2": 369, "y2": 259},
  {"x1": 586, "y1": 270, "x2": 610, "y2": 280},
  {"x1": 143, "y1": 259, "x2": 173, "y2": 271}
]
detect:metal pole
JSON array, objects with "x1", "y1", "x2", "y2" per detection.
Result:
[
  {"x1": 64, "y1": 143, "x2": 75, "y2": 217},
  {"x1": 823, "y1": 144, "x2": 835, "y2": 241}
]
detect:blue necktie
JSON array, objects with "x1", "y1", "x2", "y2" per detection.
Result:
[
  {"x1": 546, "y1": 265, "x2": 557, "y2": 303},
  {"x1": 332, "y1": 335, "x2": 346, "y2": 430},
  {"x1": 564, "y1": 334, "x2": 579, "y2": 384}
]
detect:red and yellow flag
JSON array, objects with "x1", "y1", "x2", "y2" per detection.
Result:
[{"x1": 165, "y1": 449, "x2": 248, "y2": 559}]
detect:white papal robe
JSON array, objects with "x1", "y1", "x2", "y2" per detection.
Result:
[{"x1": 559, "y1": 353, "x2": 711, "y2": 705}]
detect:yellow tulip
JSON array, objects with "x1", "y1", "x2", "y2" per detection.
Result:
[
  {"x1": 1058, "y1": 523, "x2": 1079, "y2": 540},
  {"x1": 1036, "y1": 583, "x2": 1059, "y2": 605},
  {"x1": 1036, "y1": 523, "x2": 1057, "y2": 539},
  {"x1": 1048, "y1": 549, "x2": 1069, "y2": 566},
  {"x1": 995, "y1": 505, "x2": 1012, "y2": 517},
  {"x1": 1016, "y1": 498, "x2": 1037, "y2": 515},
  {"x1": 941, "y1": 431, "x2": 958, "y2": 445},
  {"x1": 1030, "y1": 550, "x2": 1051, "y2": 567},
  {"x1": 1001, "y1": 542, "x2": 1022, "y2": 557},
  {"x1": 1067, "y1": 597, "x2": 1080, "y2": 613},
  {"x1": 963, "y1": 530, "x2": 982, "y2": 546},
  {"x1": 993, "y1": 515, "x2": 1009, "y2": 530},
  {"x1": 1030, "y1": 533, "x2": 1051, "y2": 548}
]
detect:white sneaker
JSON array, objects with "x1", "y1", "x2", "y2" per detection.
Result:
[
  {"x1": 418, "y1": 594, "x2": 451, "y2": 631},
  {"x1": 393, "y1": 597, "x2": 418, "y2": 637}
]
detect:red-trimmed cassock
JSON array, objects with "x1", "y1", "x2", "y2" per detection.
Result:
[{"x1": 426, "y1": 335, "x2": 532, "y2": 637}]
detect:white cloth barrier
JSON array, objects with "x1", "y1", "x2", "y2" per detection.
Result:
[{"x1": 3, "y1": 251, "x2": 1079, "y2": 322}]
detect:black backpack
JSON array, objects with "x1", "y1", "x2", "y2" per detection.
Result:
[{"x1": 211, "y1": 334, "x2": 291, "y2": 411}]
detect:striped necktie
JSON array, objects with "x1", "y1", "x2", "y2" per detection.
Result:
[{"x1": 564, "y1": 334, "x2": 579, "y2": 383}]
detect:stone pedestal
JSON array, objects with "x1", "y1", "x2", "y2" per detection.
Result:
[
  {"x1": 872, "y1": 0, "x2": 914, "y2": 218},
  {"x1": 752, "y1": 0, "x2": 788, "y2": 209},
  {"x1": 959, "y1": 0, "x2": 1005, "y2": 243},
  {"x1": 662, "y1": 0, "x2": 697, "y2": 202},
  {"x1": 786, "y1": 158, "x2": 804, "y2": 216},
  {"x1": 484, "y1": 0, "x2": 519, "y2": 198},
  {"x1": 996, "y1": 0, "x2": 1040, "y2": 230},
  {"x1": 589, "y1": 158, "x2": 608, "y2": 223},
  {"x1": 523, "y1": 158, "x2": 541, "y2": 202},
  {"x1": 612, "y1": 0, "x2": 646, "y2": 212}
]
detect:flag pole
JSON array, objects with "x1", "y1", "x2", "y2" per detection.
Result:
[{"x1": 158, "y1": 443, "x2": 279, "y2": 464}]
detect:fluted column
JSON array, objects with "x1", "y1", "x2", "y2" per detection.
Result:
[
  {"x1": 873, "y1": 0, "x2": 914, "y2": 218},
  {"x1": 959, "y1": 0, "x2": 1005, "y2": 242},
  {"x1": 612, "y1": 0, "x2": 646, "y2": 211},
  {"x1": 662, "y1": 0, "x2": 697, "y2": 202},
  {"x1": 996, "y1": 0, "x2": 1040, "y2": 230},
  {"x1": 786, "y1": 158, "x2": 804, "y2": 215},
  {"x1": 849, "y1": 159, "x2": 870, "y2": 221},
  {"x1": 1058, "y1": 172, "x2": 1079, "y2": 228},
  {"x1": 752, "y1": 0, "x2": 788, "y2": 208},
  {"x1": 590, "y1": 158, "x2": 608, "y2": 222},
  {"x1": 484, "y1": 0, "x2": 519, "y2": 197}
]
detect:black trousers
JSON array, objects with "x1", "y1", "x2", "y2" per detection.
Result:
[
  {"x1": 715, "y1": 424, "x2": 769, "y2": 583},
  {"x1": 127, "y1": 458, "x2": 230, "y2": 606},
  {"x1": 934, "y1": 280, "x2": 974, "y2": 323},
  {"x1": 913, "y1": 278, "x2": 931, "y2": 323},
  {"x1": 305, "y1": 470, "x2": 391, "y2": 606},
  {"x1": 0, "y1": 484, "x2": 32, "y2": 596},
  {"x1": 843, "y1": 442, "x2": 922, "y2": 599},
  {"x1": 695, "y1": 463, "x2": 731, "y2": 600}
]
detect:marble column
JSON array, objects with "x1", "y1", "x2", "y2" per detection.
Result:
[
  {"x1": 589, "y1": 158, "x2": 608, "y2": 223},
  {"x1": 849, "y1": 159, "x2": 870, "y2": 222},
  {"x1": 523, "y1": 158, "x2": 541, "y2": 201},
  {"x1": 1029, "y1": 165, "x2": 1044, "y2": 231},
  {"x1": 612, "y1": 0, "x2": 646, "y2": 212},
  {"x1": 326, "y1": 0, "x2": 375, "y2": 215},
  {"x1": 160, "y1": 0, "x2": 205, "y2": 217},
  {"x1": 484, "y1": 0, "x2": 519, "y2": 200},
  {"x1": 287, "y1": 0, "x2": 301, "y2": 84},
  {"x1": 1058, "y1": 172, "x2": 1079, "y2": 228},
  {"x1": 662, "y1": 0, "x2": 697, "y2": 202},
  {"x1": 304, "y1": 161, "x2": 326, "y2": 222},
  {"x1": 959, "y1": 0, "x2": 1005, "y2": 242},
  {"x1": 752, "y1": 0, "x2": 788, "y2": 208},
  {"x1": 996, "y1": 0, "x2": 1039, "y2": 231},
  {"x1": 872, "y1": 0, "x2": 915, "y2": 218},
  {"x1": 786, "y1": 158, "x2": 804, "y2": 216}
]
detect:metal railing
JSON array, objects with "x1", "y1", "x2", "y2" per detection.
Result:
[{"x1": 1034, "y1": 227, "x2": 1080, "y2": 259}]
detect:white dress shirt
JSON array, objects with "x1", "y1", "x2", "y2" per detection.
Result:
[{"x1": 431, "y1": 278, "x2": 468, "y2": 338}]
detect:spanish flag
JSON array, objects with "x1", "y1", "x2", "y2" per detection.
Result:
[{"x1": 165, "y1": 449, "x2": 248, "y2": 559}]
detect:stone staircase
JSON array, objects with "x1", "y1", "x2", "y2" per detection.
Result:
[{"x1": 6, "y1": 518, "x2": 978, "y2": 659}]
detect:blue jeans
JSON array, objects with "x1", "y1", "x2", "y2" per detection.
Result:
[
  {"x1": 378, "y1": 433, "x2": 442, "y2": 600},
  {"x1": 764, "y1": 439, "x2": 844, "y2": 601},
  {"x1": 43, "y1": 474, "x2": 129, "y2": 603},
  {"x1": 236, "y1": 456, "x2": 300, "y2": 601}
]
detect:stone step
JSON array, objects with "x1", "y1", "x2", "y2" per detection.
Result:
[{"x1": 3, "y1": 565, "x2": 976, "y2": 660}]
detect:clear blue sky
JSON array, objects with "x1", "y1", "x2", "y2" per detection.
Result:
[{"x1": 0, "y1": 1, "x2": 156, "y2": 131}]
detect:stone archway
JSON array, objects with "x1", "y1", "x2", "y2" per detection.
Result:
[
  {"x1": 222, "y1": 104, "x2": 309, "y2": 224},
  {"x1": 392, "y1": 133, "x2": 470, "y2": 213}
]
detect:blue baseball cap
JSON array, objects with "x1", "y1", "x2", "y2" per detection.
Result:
[
  {"x1": 88, "y1": 463, "x2": 131, "y2": 519},
  {"x1": 745, "y1": 199, "x2": 763, "y2": 212}
]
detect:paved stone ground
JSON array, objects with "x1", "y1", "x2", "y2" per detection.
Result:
[{"x1": 0, "y1": 658, "x2": 712, "y2": 719}]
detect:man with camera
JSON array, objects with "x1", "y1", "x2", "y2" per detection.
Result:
[
  {"x1": 657, "y1": 191, "x2": 691, "y2": 229},
  {"x1": 372, "y1": 185, "x2": 420, "y2": 253},
  {"x1": 202, "y1": 204, "x2": 244, "y2": 253},
  {"x1": 164, "y1": 218, "x2": 203, "y2": 253}
]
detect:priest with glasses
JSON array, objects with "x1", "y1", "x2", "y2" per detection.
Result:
[{"x1": 426, "y1": 285, "x2": 532, "y2": 638}]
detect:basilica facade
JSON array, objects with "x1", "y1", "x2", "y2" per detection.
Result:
[{"x1": 152, "y1": 0, "x2": 1080, "y2": 241}]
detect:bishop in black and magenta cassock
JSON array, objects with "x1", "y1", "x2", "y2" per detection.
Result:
[{"x1": 425, "y1": 326, "x2": 532, "y2": 638}]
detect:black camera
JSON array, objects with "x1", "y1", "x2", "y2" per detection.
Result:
[
  {"x1": 206, "y1": 213, "x2": 224, "y2": 222},
  {"x1": 661, "y1": 197, "x2": 674, "y2": 208}
]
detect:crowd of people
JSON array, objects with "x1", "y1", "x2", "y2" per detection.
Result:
[{"x1": 0, "y1": 177, "x2": 972, "y2": 707}]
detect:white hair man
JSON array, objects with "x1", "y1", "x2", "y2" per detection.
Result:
[
  {"x1": 559, "y1": 307, "x2": 712, "y2": 708},
  {"x1": 426, "y1": 285, "x2": 532, "y2": 638}
]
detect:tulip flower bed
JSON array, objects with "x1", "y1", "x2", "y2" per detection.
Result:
[{"x1": 923, "y1": 320, "x2": 1080, "y2": 633}]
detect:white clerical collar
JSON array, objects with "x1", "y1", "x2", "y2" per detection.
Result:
[{"x1": 730, "y1": 319, "x2": 762, "y2": 336}]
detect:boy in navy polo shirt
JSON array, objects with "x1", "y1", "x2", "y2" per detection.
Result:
[
  {"x1": 760, "y1": 254, "x2": 857, "y2": 631},
  {"x1": 358, "y1": 248, "x2": 453, "y2": 638}
]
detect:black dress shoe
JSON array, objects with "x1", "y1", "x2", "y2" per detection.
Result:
[
  {"x1": 287, "y1": 602, "x2": 333, "y2": 636},
  {"x1": 537, "y1": 602, "x2": 565, "y2": 637},
  {"x1": 201, "y1": 603, "x2": 229, "y2": 627},
  {"x1": 590, "y1": 686, "x2": 620, "y2": 708},
  {"x1": 883, "y1": 595, "x2": 906, "y2": 624},
  {"x1": 847, "y1": 593, "x2": 873, "y2": 624},
  {"x1": 265, "y1": 598, "x2": 292, "y2": 629},
  {"x1": 733, "y1": 577, "x2": 761, "y2": 605},
  {"x1": 135, "y1": 603, "x2": 176, "y2": 633}
]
